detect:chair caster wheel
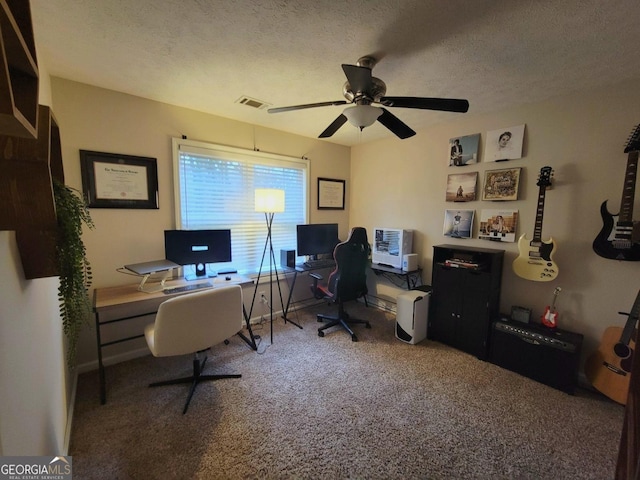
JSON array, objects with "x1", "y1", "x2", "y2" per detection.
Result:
[
  {"x1": 351, "y1": 334, "x2": 358, "y2": 342},
  {"x1": 318, "y1": 331, "x2": 325, "y2": 337},
  {"x1": 365, "y1": 323, "x2": 371, "y2": 329}
]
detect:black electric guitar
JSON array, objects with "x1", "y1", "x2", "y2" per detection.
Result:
[
  {"x1": 513, "y1": 166, "x2": 559, "y2": 281},
  {"x1": 593, "y1": 124, "x2": 640, "y2": 261},
  {"x1": 585, "y1": 289, "x2": 640, "y2": 405}
]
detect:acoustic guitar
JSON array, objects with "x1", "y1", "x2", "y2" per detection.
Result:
[
  {"x1": 513, "y1": 166, "x2": 559, "y2": 281},
  {"x1": 585, "y1": 290, "x2": 640, "y2": 405},
  {"x1": 592, "y1": 124, "x2": 640, "y2": 261}
]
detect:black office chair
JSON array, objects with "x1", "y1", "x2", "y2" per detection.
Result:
[{"x1": 310, "y1": 227, "x2": 371, "y2": 341}]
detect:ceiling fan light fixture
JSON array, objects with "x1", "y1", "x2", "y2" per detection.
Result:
[{"x1": 343, "y1": 105, "x2": 382, "y2": 130}]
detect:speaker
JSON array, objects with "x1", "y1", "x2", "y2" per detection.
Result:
[
  {"x1": 402, "y1": 253, "x2": 418, "y2": 271},
  {"x1": 489, "y1": 319, "x2": 583, "y2": 394},
  {"x1": 280, "y1": 249, "x2": 296, "y2": 268}
]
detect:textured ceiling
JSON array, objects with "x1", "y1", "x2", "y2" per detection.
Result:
[{"x1": 30, "y1": 0, "x2": 640, "y2": 147}]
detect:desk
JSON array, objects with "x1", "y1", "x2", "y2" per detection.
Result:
[
  {"x1": 370, "y1": 264, "x2": 423, "y2": 290},
  {"x1": 93, "y1": 274, "x2": 255, "y2": 404}
]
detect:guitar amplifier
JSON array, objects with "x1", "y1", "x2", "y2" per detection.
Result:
[{"x1": 489, "y1": 319, "x2": 584, "y2": 394}]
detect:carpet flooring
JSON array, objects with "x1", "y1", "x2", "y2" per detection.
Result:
[{"x1": 70, "y1": 302, "x2": 624, "y2": 479}]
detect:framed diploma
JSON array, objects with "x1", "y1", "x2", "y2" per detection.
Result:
[
  {"x1": 80, "y1": 150, "x2": 159, "y2": 209},
  {"x1": 318, "y1": 177, "x2": 345, "y2": 210}
]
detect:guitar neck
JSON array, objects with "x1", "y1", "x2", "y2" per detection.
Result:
[
  {"x1": 620, "y1": 289, "x2": 640, "y2": 344},
  {"x1": 532, "y1": 185, "x2": 547, "y2": 242},
  {"x1": 618, "y1": 150, "x2": 638, "y2": 224}
]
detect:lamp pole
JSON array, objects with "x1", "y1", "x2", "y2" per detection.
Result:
[{"x1": 250, "y1": 189, "x2": 300, "y2": 344}]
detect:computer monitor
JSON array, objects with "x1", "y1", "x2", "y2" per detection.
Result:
[
  {"x1": 296, "y1": 223, "x2": 340, "y2": 259},
  {"x1": 164, "y1": 229, "x2": 232, "y2": 279}
]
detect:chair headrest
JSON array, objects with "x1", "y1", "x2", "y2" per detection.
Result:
[{"x1": 346, "y1": 227, "x2": 368, "y2": 245}]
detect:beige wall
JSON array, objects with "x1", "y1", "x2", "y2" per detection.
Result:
[
  {"x1": 350, "y1": 76, "x2": 640, "y2": 359},
  {"x1": 52, "y1": 75, "x2": 640, "y2": 370},
  {"x1": 49, "y1": 78, "x2": 351, "y2": 368}
]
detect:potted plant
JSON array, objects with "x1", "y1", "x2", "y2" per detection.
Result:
[{"x1": 53, "y1": 179, "x2": 94, "y2": 366}]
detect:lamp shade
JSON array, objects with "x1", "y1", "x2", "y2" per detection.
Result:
[
  {"x1": 255, "y1": 188, "x2": 285, "y2": 213},
  {"x1": 343, "y1": 105, "x2": 382, "y2": 129}
]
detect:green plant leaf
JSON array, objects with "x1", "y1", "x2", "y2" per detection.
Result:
[{"x1": 53, "y1": 179, "x2": 95, "y2": 367}]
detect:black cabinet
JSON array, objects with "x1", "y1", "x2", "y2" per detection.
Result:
[{"x1": 429, "y1": 245, "x2": 504, "y2": 359}]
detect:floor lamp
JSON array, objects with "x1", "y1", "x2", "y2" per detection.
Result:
[{"x1": 253, "y1": 188, "x2": 287, "y2": 343}]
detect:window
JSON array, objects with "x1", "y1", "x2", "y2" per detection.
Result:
[{"x1": 172, "y1": 138, "x2": 309, "y2": 275}]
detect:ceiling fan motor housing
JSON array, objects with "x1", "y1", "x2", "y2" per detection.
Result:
[{"x1": 342, "y1": 77, "x2": 386, "y2": 104}]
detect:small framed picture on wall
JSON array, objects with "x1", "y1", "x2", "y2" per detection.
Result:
[
  {"x1": 443, "y1": 209, "x2": 474, "y2": 239},
  {"x1": 482, "y1": 167, "x2": 521, "y2": 201},
  {"x1": 485, "y1": 124, "x2": 525, "y2": 162},
  {"x1": 478, "y1": 209, "x2": 519, "y2": 242},
  {"x1": 317, "y1": 177, "x2": 345, "y2": 210},
  {"x1": 446, "y1": 172, "x2": 478, "y2": 202},
  {"x1": 448, "y1": 133, "x2": 480, "y2": 166}
]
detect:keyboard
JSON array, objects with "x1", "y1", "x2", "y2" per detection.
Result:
[
  {"x1": 163, "y1": 282, "x2": 213, "y2": 295},
  {"x1": 303, "y1": 259, "x2": 335, "y2": 269}
]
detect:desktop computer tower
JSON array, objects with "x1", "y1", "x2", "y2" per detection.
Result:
[
  {"x1": 280, "y1": 249, "x2": 296, "y2": 268},
  {"x1": 396, "y1": 287, "x2": 431, "y2": 344}
]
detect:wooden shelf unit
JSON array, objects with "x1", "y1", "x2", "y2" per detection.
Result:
[
  {"x1": 1, "y1": 105, "x2": 64, "y2": 278},
  {"x1": 0, "y1": 0, "x2": 39, "y2": 139},
  {"x1": 0, "y1": 1, "x2": 64, "y2": 279}
]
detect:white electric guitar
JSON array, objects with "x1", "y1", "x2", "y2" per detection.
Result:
[{"x1": 513, "y1": 166, "x2": 559, "y2": 281}]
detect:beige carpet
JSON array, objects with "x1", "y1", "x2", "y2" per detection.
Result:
[{"x1": 70, "y1": 303, "x2": 624, "y2": 479}]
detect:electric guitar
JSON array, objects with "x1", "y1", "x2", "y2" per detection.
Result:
[
  {"x1": 513, "y1": 166, "x2": 559, "y2": 281},
  {"x1": 585, "y1": 289, "x2": 640, "y2": 405},
  {"x1": 593, "y1": 124, "x2": 640, "y2": 261},
  {"x1": 541, "y1": 286, "x2": 561, "y2": 328}
]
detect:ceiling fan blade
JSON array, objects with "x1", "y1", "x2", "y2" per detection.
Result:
[
  {"x1": 377, "y1": 108, "x2": 416, "y2": 139},
  {"x1": 268, "y1": 100, "x2": 347, "y2": 114},
  {"x1": 380, "y1": 96, "x2": 469, "y2": 113},
  {"x1": 342, "y1": 64, "x2": 373, "y2": 93},
  {"x1": 318, "y1": 114, "x2": 348, "y2": 138}
]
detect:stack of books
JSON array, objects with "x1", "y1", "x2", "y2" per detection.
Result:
[{"x1": 444, "y1": 258, "x2": 481, "y2": 269}]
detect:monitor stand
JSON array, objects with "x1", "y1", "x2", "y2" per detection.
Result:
[{"x1": 185, "y1": 263, "x2": 217, "y2": 281}]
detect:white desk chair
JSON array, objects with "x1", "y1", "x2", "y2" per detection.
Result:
[{"x1": 144, "y1": 285, "x2": 243, "y2": 414}]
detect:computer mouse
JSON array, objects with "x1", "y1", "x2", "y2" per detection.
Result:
[{"x1": 225, "y1": 276, "x2": 231, "y2": 281}]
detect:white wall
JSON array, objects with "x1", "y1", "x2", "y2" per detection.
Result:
[
  {"x1": 350, "y1": 77, "x2": 640, "y2": 361},
  {"x1": 0, "y1": 65, "x2": 69, "y2": 456}
]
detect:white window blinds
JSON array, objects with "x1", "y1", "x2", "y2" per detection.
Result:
[{"x1": 172, "y1": 138, "x2": 308, "y2": 275}]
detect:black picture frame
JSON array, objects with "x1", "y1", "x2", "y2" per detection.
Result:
[
  {"x1": 317, "y1": 177, "x2": 345, "y2": 210},
  {"x1": 80, "y1": 150, "x2": 159, "y2": 209}
]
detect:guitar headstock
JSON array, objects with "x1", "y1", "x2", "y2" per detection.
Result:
[
  {"x1": 624, "y1": 124, "x2": 640, "y2": 153},
  {"x1": 537, "y1": 166, "x2": 553, "y2": 188}
]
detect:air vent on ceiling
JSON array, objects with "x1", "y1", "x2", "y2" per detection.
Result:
[{"x1": 236, "y1": 96, "x2": 270, "y2": 110}]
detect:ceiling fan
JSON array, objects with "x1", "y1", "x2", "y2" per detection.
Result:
[{"x1": 268, "y1": 56, "x2": 469, "y2": 139}]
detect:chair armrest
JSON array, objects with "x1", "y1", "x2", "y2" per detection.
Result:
[{"x1": 309, "y1": 272, "x2": 326, "y2": 299}]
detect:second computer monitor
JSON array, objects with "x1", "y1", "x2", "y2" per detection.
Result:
[
  {"x1": 296, "y1": 223, "x2": 339, "y2": 259},
  {"x1": 164, "y1": 229, "x2": 232, "y2": 279}
]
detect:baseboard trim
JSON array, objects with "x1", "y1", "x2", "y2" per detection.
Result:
[
  {"x1": 76, "y1": 347, "x2": 151, "y2": 374},
  {"x1": 63, "y1": 370, "x2": 78, "y2": 455}
]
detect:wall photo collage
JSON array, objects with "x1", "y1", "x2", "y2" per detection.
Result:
[{"x1": 445, "y1": 124, "x2": 526, "y2": 242}]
